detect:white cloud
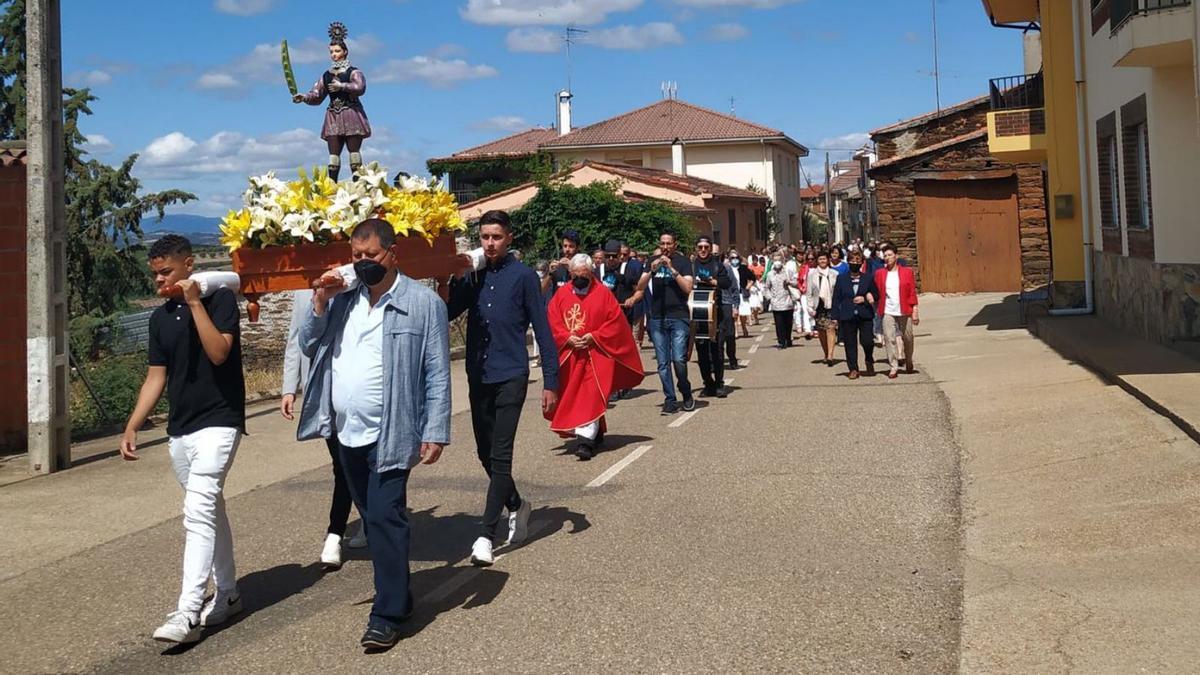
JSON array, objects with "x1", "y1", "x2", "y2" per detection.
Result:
[
  {"x1": 213, "y1": 0, "x2": 276, "y2": 16},
  {"x1": 137, "y1": 127, "x2": 414, "y2": 181},
  {"x1": 460, "y1": 0, "x2": 643, "y2": 26},
  {"x1": 672, "y1": 0, "x2": 800, "y2": 7},
  {"x1": 472, "y1": 116, "x2": 531, "y2": 132},
  {"x1": 506, "y1": 27, "x2": 563, "y2": 53},
  {"x1": 705, "y1": 22, "x2": 748, "y2": 41},
  {"x1": 582, "y1": 22, "x2": 683, "y2": 50},
  {"x1": 431, "y1": 43, "x2": 469, "y2": 58},
  {"x1": 67, "y1": 69, "x2": 112, "y2": 87},
  {"x1": 195, "y1": 35, "x2": 383, "y2": 91},
  {"x1": 819, "y1": 132, "x2": 871, "y2": 150},
  {"x1": 83, "y1": 134, "x2": 115, "y2": 155},
  {"x1": 374, "y1": 56, "x2": 499, "y2": 88}
]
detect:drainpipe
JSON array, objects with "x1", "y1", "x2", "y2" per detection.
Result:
[
  {"x1": 1051, "y1": 0, "x2": 1095, "y2": 316},
  {"x1": 1193, "y1": 0, "x2": 1199, "y2": 139}
]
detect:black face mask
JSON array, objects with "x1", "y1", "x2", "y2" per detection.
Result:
[
  {"x1": 572, "y1": 276, "x2": 591, "y2": 290},
  {"x1": 354, "y1": 258, "x2": 389, "y2": 287}
]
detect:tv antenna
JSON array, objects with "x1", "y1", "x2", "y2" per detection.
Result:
[
  {"x1": 730, "y1": 96, "x2": 736, "y2": 116},
  {"x1": 931, "y1": 0, "x2": 942, "y2": 114},
  {"x1": 660, "y1": 81, "x2": 678, "y2": 100},
  {"x1": 564, "y1": 26, "x2": 587, "y2": 91}
]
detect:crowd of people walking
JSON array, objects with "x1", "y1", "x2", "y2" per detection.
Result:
[{"x1": 117, "y1": 216, "x2": 921, "y2": 653}]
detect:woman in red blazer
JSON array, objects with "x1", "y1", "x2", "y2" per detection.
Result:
[{"x1": 872, "y1": 244, "x2": 920, "y2": 378}]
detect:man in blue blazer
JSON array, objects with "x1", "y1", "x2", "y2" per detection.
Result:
[{"x1": 831, "y1": 249, "x2": 879, "y2": 379}]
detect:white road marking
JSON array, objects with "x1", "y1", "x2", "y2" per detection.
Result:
[
  {"x1": 755, "y1": 335, "x2": 764, "y2": 343},
  {"x1": 748, "y1": 343, "x2": 759, "y2": 354},
  {"x1": 587, "y1": 445, "x2": 654, "y2": 488},
  {"x1": 667, "y1": 410, "x2": 699, "y2": 429},
  {"x1": 725, "y1": 378, "x2": 735, "y2": 386}
]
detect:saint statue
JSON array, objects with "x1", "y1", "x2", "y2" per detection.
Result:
[{"x1": 290, "y1": 22, "x2": 371, "y2": 181}]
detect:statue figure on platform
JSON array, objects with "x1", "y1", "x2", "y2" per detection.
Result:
[{"x1": 288, "y1": 22, "x2": 371, "y2": 181}]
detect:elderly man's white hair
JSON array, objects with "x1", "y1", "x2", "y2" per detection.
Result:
[{"x1": 569, "y1": 253, "x2": 593, "y2": 272}]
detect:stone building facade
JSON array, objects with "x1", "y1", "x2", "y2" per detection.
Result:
[{"x1": 868, "y1": 97, "x2": 1051, "y2": 294}]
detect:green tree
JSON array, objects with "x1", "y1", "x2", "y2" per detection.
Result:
[
  {"x1": 1, "y1": 0, "x2": 195, "y2": 316},
  {"x1": 507, "y1": 179, "x2": 694, "y2": 260}
]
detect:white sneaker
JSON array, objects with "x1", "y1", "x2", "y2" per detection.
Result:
[
  {"x1": 507, "y1": 499, "x2": 532, "y2": 546},
  {"x1": 320, "y1": 533, "x2": 343, "y2": 570},
  {"x1": 345, "y1": 528, "x2": 368, "y2": 549},
  {"x1": 469, "y1": 536, "x2": 494, "y2": 567},
  {"x1": 199, "y1": 589, "x2": 243, "y2": 627},
  {"x1": 152, "y1": 611, "x2": 201, "y2": 644}
]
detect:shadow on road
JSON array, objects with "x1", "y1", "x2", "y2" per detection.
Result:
[{"x1": 965, "y1": 294, "x2": 1023, "y2": 331}]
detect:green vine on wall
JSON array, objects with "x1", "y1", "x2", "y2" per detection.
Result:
[{"x1": 426, "y1": 152, "x2": 554, "y2": 181}]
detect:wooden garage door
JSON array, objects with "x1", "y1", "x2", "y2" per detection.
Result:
[{"x1": 914, "y1": 178, "x2": 1022, "y2": 293}]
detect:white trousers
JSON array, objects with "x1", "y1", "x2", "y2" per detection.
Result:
[
  {"x1": 798, "y1": 295, "x2": 815, "y2": 333},
  {"x1": 168, "y1": 426, "x2": 241, "y2": 615},
  {"x1": 575, "y1": 421, "x2": 600, "y2": 440}
]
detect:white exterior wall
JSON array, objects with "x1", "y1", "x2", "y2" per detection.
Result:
[
  {"x1": 1082, "y1": 1, "x2": 1200, "y2": 263},
  {"x1": 549, "y1": 141, "x2": 803, "y2": 243}
]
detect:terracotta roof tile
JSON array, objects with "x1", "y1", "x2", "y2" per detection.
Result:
[
  {"x1": 430, "y1": 127, "x2": 558, "y2": 163},
  {"x1": 800, "y1": 184, "x2": 825, "y2": 199},
  {"x1": 542, "y1": 99, "x2": 806, "y2": 153},
  {"x1": 584, "y1": 161, "x2": 770, "y2": 201},
  {"x1": 869, "y1": 96, "x2": 989, "y2": 136}
]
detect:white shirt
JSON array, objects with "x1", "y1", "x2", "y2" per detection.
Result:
[
  {"x1": 330, "y1": 275, "x2": 400, "y2": 447},
  {"x1": 884, "y1": 268, "x2": 902, "y2": 317}
]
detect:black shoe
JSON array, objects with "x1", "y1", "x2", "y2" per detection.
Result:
[
  {"x1": 728, "y1": 361, "x2": 740, "y2": 370},
  {"x1": 596, "y1": 428, "x2": 605, "y2": 447},
  {"x1": 661, "y1": 400, "x2": 679, "y2": 415},
  {"x1": 576, "y1": 440, "x2": 595, "y2": 461},
  {"x1": 702, "y1": 385, "x2": 718, "y2": 397},
  {"x1": 608, "y1": 392, "x2": 619, "y2": 404},
  {"x1": 619, "y1": 389, "x2": 634, "y2": 400},
  {"x1": 715, "y1": 386, "x2": 728, "y2": 399},
  {"x1": 361, "y1": 622, "x2": 402, "y2": 650},
  {"x1": 681, "y1": 396, "x2": 696, "y2": 412}
]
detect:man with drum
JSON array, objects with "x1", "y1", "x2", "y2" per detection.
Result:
[{"x1": 690, "y1": 236, "x2": 732, "y2": 399}]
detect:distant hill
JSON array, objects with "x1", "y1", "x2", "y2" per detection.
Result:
[{"x1": 142, "y1": 214, "x2": 222, "y2": 247}]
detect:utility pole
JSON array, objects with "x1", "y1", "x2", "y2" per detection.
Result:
[
  {"x1": 931, "y1": 0, "x2": 942, "y2": 114},
  {"x1": 26, "y1": 0, "x2": 71, "y2": 474}
]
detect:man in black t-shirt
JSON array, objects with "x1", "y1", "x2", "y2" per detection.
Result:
[
  {"x1": 120, "y1": 235, "x2": 246, "y2": 646},
  {"x1": 690, "y1": 236, "x2": 732, "y2": 398},
  {"x1": 542, "y1": 229, "x2": 581, "y2": 295},
  {"x1": 631, "y1": 232, "x2": 695, "y2": 413}
]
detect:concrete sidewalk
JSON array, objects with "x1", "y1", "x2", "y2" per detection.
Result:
[
  {"x1": 919, "y1": 293, "x2": 1200, "y2": 673},
  {"x1": 1033, "y1": 314, "x2": 1200, "y2": 444}
]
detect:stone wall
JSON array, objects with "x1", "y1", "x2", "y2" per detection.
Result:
[
  {"x1": 239, "y1": 292, "x2": 295, "y2": 374},
  {"x1": 1094, "y1": 251, "x2": 1200, "y2": 357},
  {"x1": 875, "y1": 102, "x2": 988, "y2": 161}
]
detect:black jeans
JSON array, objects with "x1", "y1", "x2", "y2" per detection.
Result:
[
  {"x1": 773, "y1": 310, "x2": 794, "y2": 347},
  {"x1": 469, "y1": 376, "x2": 529, "y2": 540},
  {"x1": 839, "y1": 316, "x2": 876, "y2": 372},
  {"x1": 337, "y1": 441, "x2": 413, "y2": 628},
  {"x1": 325, "y1": 438, "x2": 354, "y2": 537},
  {"x1": 723, "y1": 314, "x2": 738, "y2": 366}
]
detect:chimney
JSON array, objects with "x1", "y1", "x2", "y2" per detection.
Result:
[
  {"x1": 671, "y1": 138, "x2": 685, "y2": 175},
  {"x1": 557, "y1": 90, "x2": 573, "y2": 136}
]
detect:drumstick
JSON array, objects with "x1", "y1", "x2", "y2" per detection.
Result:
[
  {"x1": 157, "y1": 284, "x2": 182, "y2": 298},
  {"x1": 312, "y1": 276, "x2": 346, "y2": 290}
]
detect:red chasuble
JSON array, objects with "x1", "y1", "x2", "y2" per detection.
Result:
[{"x1": 545, "y1": 283, "x2": 645, "y2": 435}]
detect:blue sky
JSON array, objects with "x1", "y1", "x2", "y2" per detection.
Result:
[{"x1": 62, "y1": 0, "x2": 1026, "y2": 218}]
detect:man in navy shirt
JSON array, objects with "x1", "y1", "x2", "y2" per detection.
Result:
[{"x1": 449, "y1": 210, "x2": 560, "y2": 566}]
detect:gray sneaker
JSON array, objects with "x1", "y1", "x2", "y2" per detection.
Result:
[
  {"x1": 153, "y1": 611, "x2": 201, "y2": 644},
  {"x1": 507, "y1": 498, "x2": 532, "y2": 545}
]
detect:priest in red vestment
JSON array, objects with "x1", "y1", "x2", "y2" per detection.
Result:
[{"x1": 546, "y1": 254, "x2": 645, "y2": 460}]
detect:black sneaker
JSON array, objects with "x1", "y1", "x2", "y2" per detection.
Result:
[
  {"x1": 361, "y1": 622, "x2": 402, "y2": 650},
  {"x1": 575, "y1": 440, "x2": 595, "y2": 461},
  {"x1": 681, "y1": 396, "x2": 696, "y2": 412},
  {"x1": 661, "y1": 400, "x2": 679, "y2": 415},
  {"x1": 702, "y1": 385, "x2": 718, "y2": 397},
  {"x1": 715, "y1": 386, "x2": 728, "y2": 399},
  {"x1": 728, "y1": 361, "x2": 740, "y2": 370}
]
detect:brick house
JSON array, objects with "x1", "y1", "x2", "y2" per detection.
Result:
[{"x1": 868, "y1": 97, "x2": 1051, "y2": 294}]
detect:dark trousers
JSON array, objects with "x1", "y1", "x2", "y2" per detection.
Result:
[
  {"x1": 723, "y1": 314, "x2": 738, "y2": 366},
  {"x1": 469, "y1": 376, "x2": 528, "y2": 540},
  {"x1": 325, "y1": 438, "x2": 354, "y2": 537},
  {"x1": 337, "y1": 441, "x2": 413, "y2": 628},
  {"x1": 773, "y1": 310, "x2": 794, "y2": 347},
  {"x1": 840, "y1": 316, "x2": 876, "y2": 372},
  {"x1": 696, "y1": 335, "x2": 725, "y2": 389}
]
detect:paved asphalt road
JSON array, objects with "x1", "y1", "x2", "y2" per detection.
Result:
[{"x1": 1, "y1": 321, "x2": 962, "y2": 673}]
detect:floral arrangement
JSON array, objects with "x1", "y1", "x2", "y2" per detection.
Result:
[{"x1": 219, "y1": 162, "x2": 465, "y2": 253}]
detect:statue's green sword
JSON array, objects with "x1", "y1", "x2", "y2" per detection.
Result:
[{"x1": 281, "y1": 39, "x2": 298, "y2": 97}]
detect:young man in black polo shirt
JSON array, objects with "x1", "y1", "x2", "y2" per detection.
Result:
[
  {"x1": 120, "y1": 235, "x2": 246, "y2": 645},
  {"x1": 631, "y1": 231, "x2": 695, "y2": 414}
]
